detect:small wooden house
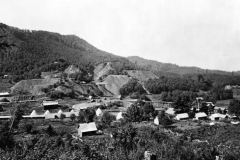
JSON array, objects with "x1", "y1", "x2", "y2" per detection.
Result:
[
  {"x1": 195, "y1": 112, "x2": 208, "y2": 120},
  {"x1": 78, "y1": 122, "x2": 98, "y2": 137},
  {"x1": 175, "y1": 113, "x2": 189, "y2": 120},
  {"x1": 42, "y1": 100, "x2": 60, "y2": 110}
]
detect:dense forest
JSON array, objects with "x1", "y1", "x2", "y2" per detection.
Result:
[{"x1": 144, "y1": 74, "x2": 236, "y2": 101}]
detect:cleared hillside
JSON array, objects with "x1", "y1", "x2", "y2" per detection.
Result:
[
  {"x1": 94, "y1": 62, "x2": 115, "y2": 81},
  {"x1": 124, "y1": 70, "x2": 158, "y2": 82},
  {"x1": 11, "y1": 78, "x2": 60, "y2": 95},
  {"x1": 100, "y1": 75, "x2": 131, "y2": 95}
]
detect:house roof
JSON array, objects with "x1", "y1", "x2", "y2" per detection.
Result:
[
  {"x1": 0, "y1": 92, "x2": 10, "y2": 96},
  {"x1": 42, "y1": 101, "x2": 59, "y2": 106},
  {"x1": 210, "y1": 113, "x2": 226, "y2": 119},
  {"x1": 78, "y1": 122, "x2": 97, "y2": 133},
  {"x1": 116, "y1": 112, "x2": 123, "y2": 120},
  {"x1": 23, "y1": 110, "x2": 45, "y2": 118},
  {"x1": 0, "y1": 115, "x2": 11, "y2": 119},
  {"x1": 176, "y1": 113, "x2": 189, "y2": 119},
  {"x1": 206, "y1": 102, "x2": 215, "y2": 106},
  {"x1": 58, "y1": 109, "x2": 63, "y2": 115},
  {"x1": 166, "y1": 108, "x2": 175, "y2": 115},
  {"x1": 195, "y1": 112, "x2": 207, "y2": 118},
  {"x1": 154, "y1": 117, "x2": 159, "y2": 125},
  {"x1": 30, "y1": 110, "x2": 37, "y2": 116},
  {"x1": 96, "y1": 108, "x2": 103, "y2": 116},
  {"x1": 44, "y1": 110, "x2": 50, "y2": 115}
]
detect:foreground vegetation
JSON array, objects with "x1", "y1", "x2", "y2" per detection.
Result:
[
  {"x1": 0, "y1": 100, "x2": 240, "y2": 160},
  {"x1": 1, "y1": 118, "x2": 240, "y2": 160}
]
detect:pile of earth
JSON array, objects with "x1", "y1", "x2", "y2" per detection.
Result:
[
  {"x1": 99, "y1": 75, "x2": 132, "y2": 95},
  {"x1": 11, "y1": 78, "x2": 60, "y2": 95},
  {"x1": 94, "y1": 62, "x2": 115, "y2": 81}
]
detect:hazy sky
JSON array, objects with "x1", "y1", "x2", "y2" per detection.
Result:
[{"x1": 1, "y1": 0, "x2": 240, "y2": 71}]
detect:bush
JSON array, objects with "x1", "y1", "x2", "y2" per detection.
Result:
[
  {"x1": 60, "y1": 113, "x2": 66, "y2": 120},
  {"x1": 229, "y1": 99, "x2": 240, "y2": 116},
  {"x1": 70, "y1": 114, "x2": 76, "y2": 121},
  {"x1": 45, "y1": 125, "x2": 56, "y2": 136},
  {"x1": 19, "y1": 120, "x2": 33, "y2": 133},
  {"x1": 124, "y1": 104, "x2": 142, "y2": 122},
  {"x1": 120, "y1": 79, "x2": 146, "y2": 97},
  {"x1": 77, "y1": 108, "x2": 96, "y2": 123},
  {"x1": 100, "y1": 112, "x2": 116, "y2": 128},
  {"x1": 48, "y1": 91, "x2": 65, "y2": 99},
  {"x1": 158, "y1": 111, "x2": 173, "y2": 127}
]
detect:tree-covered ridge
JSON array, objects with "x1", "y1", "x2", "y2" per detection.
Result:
[
  {"x1": 0, "y1": 23, "x2": 134, "y2": 81},
  {"x1": 128, "y1": 56, "x2": 240, "y2": 76}
]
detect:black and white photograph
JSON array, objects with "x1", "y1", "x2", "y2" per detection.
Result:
[{"x1": 1, "y1": 0, "x2": 240, "y2": 159}]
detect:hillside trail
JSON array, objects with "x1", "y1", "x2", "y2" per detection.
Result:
[{"x1": 141, "y1": 82, "x2": 151, "y2": 95}]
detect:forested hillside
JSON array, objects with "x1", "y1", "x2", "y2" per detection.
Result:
[
  {"x1": 128, "y1": 56, "x2": 237, "y2": 76},
  {"x1": 0, "y1": 23, "x2": 134, "y2": 81}
]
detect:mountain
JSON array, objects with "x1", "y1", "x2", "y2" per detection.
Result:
[
  {"x1": 128, "y1": 56, "x2": 236, "y2": 76},
  {"x1": 0, "y1": 23, "x2": 134, "y2": 80},
  {"x1": 0, "y1": 22, "x2": 239, "y2": 82}
]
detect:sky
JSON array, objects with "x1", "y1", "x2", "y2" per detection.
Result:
[{"x1": 1, "y1": 0, "x2": 240, "y2": 71}]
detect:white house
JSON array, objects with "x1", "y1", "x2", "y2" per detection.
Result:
[
  {"x1": 209, "y1": 113, "x2": 226, "y2": 121},
  {"x1": 0, "y1": 115, "x2": 11, "y2": 120},
  {"x1": 154, "y1": 116, "x2": 159, "y2": 125},
  {"x1": 205, "y1": 102, "x2": 215, "y2": 107},
  {"x1": 175, "y1": 113, "x2": 189, "y2": 120},
  {"x1": 195, "y1": 112, "x2": 208, "y2": 120},
  {"x1": 44, "y1": 110, "x2": 50, "y2": 116},
  {"x1": 166, "y1": 108, "x2": 175, "y2": 115},
  {"x1": 96, "y1": 108, "x2": 103, "y2": 117},
  {"x1": 116, "y1": 112, "x2": 123, "y2": 120},
  {"x1": 58, "y1": 109, "x2": 63, "y2": 115},
  {"x1": 0, "y1": 92, "x2": 10, "y2": 97},
  {"x1": 42, "y1": 100, "x2": 59, "y2": 110},
  {"x1": 44, "y1": 110, "x2": 58, "y2": 119},
  {"x1": 78, "y1": 122, "x2": 98, "y2": 137},
  {"x1": 23, "y1": 110, "x2": 45, "y2": 119}
]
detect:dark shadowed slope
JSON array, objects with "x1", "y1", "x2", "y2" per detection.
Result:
[{"x1": 0, "y1": 23, "x2": 134, "y2": 79}]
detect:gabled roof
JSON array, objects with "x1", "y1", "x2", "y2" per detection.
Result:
[
  {"x1": 96, "y1": 108, "x2": 103, "y2": 116},
  {"x1": 195, "y1": 112, "x2": 207, "y2": 118},
  {"x1": 166, "y1": 108, "x2": 175, "y2": 115},
  {"x1": 23, "y1": 110, "x2": 45, "y2": 118},
  {"x1": 42, "y1": 101, "x2": 59, "y2": 106},
  {"x1": 30, "y1": 110, "x2": 37, "y2": 116},
  {"x1": 205, "y1": 102, "x2": 215, "y2": 106},
  {"x1": 44, "y1": 110, "x2": 50, "y2": 116},
  {"x1": 116, "y1": 112, "x2": 123, "y2": 120},
  {"x1": 210, "y1": 113, "x2": 226, "y2": 119},
  {"x1": 58, "y1": 109, "x2": 63, "y2": 115},
  {"x1": 175, "y1": 113, "x2": 189, "y2": 120},
  {"x1": 0, "y1": 115, "x2": 11, "y2": 119},
  {"x1": 0, "y1": 92, "x2": 10, "y2": 96},
  {"x1": 154, "y1": 117, "x2": 159, "y2": 125},
  {"x1": 78, "y1": 122, "x2": 97, "y2": 133}
]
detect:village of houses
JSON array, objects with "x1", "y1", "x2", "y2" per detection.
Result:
[{"x1": 0, "y1": 81, "x2": 240, "y2": 138}]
